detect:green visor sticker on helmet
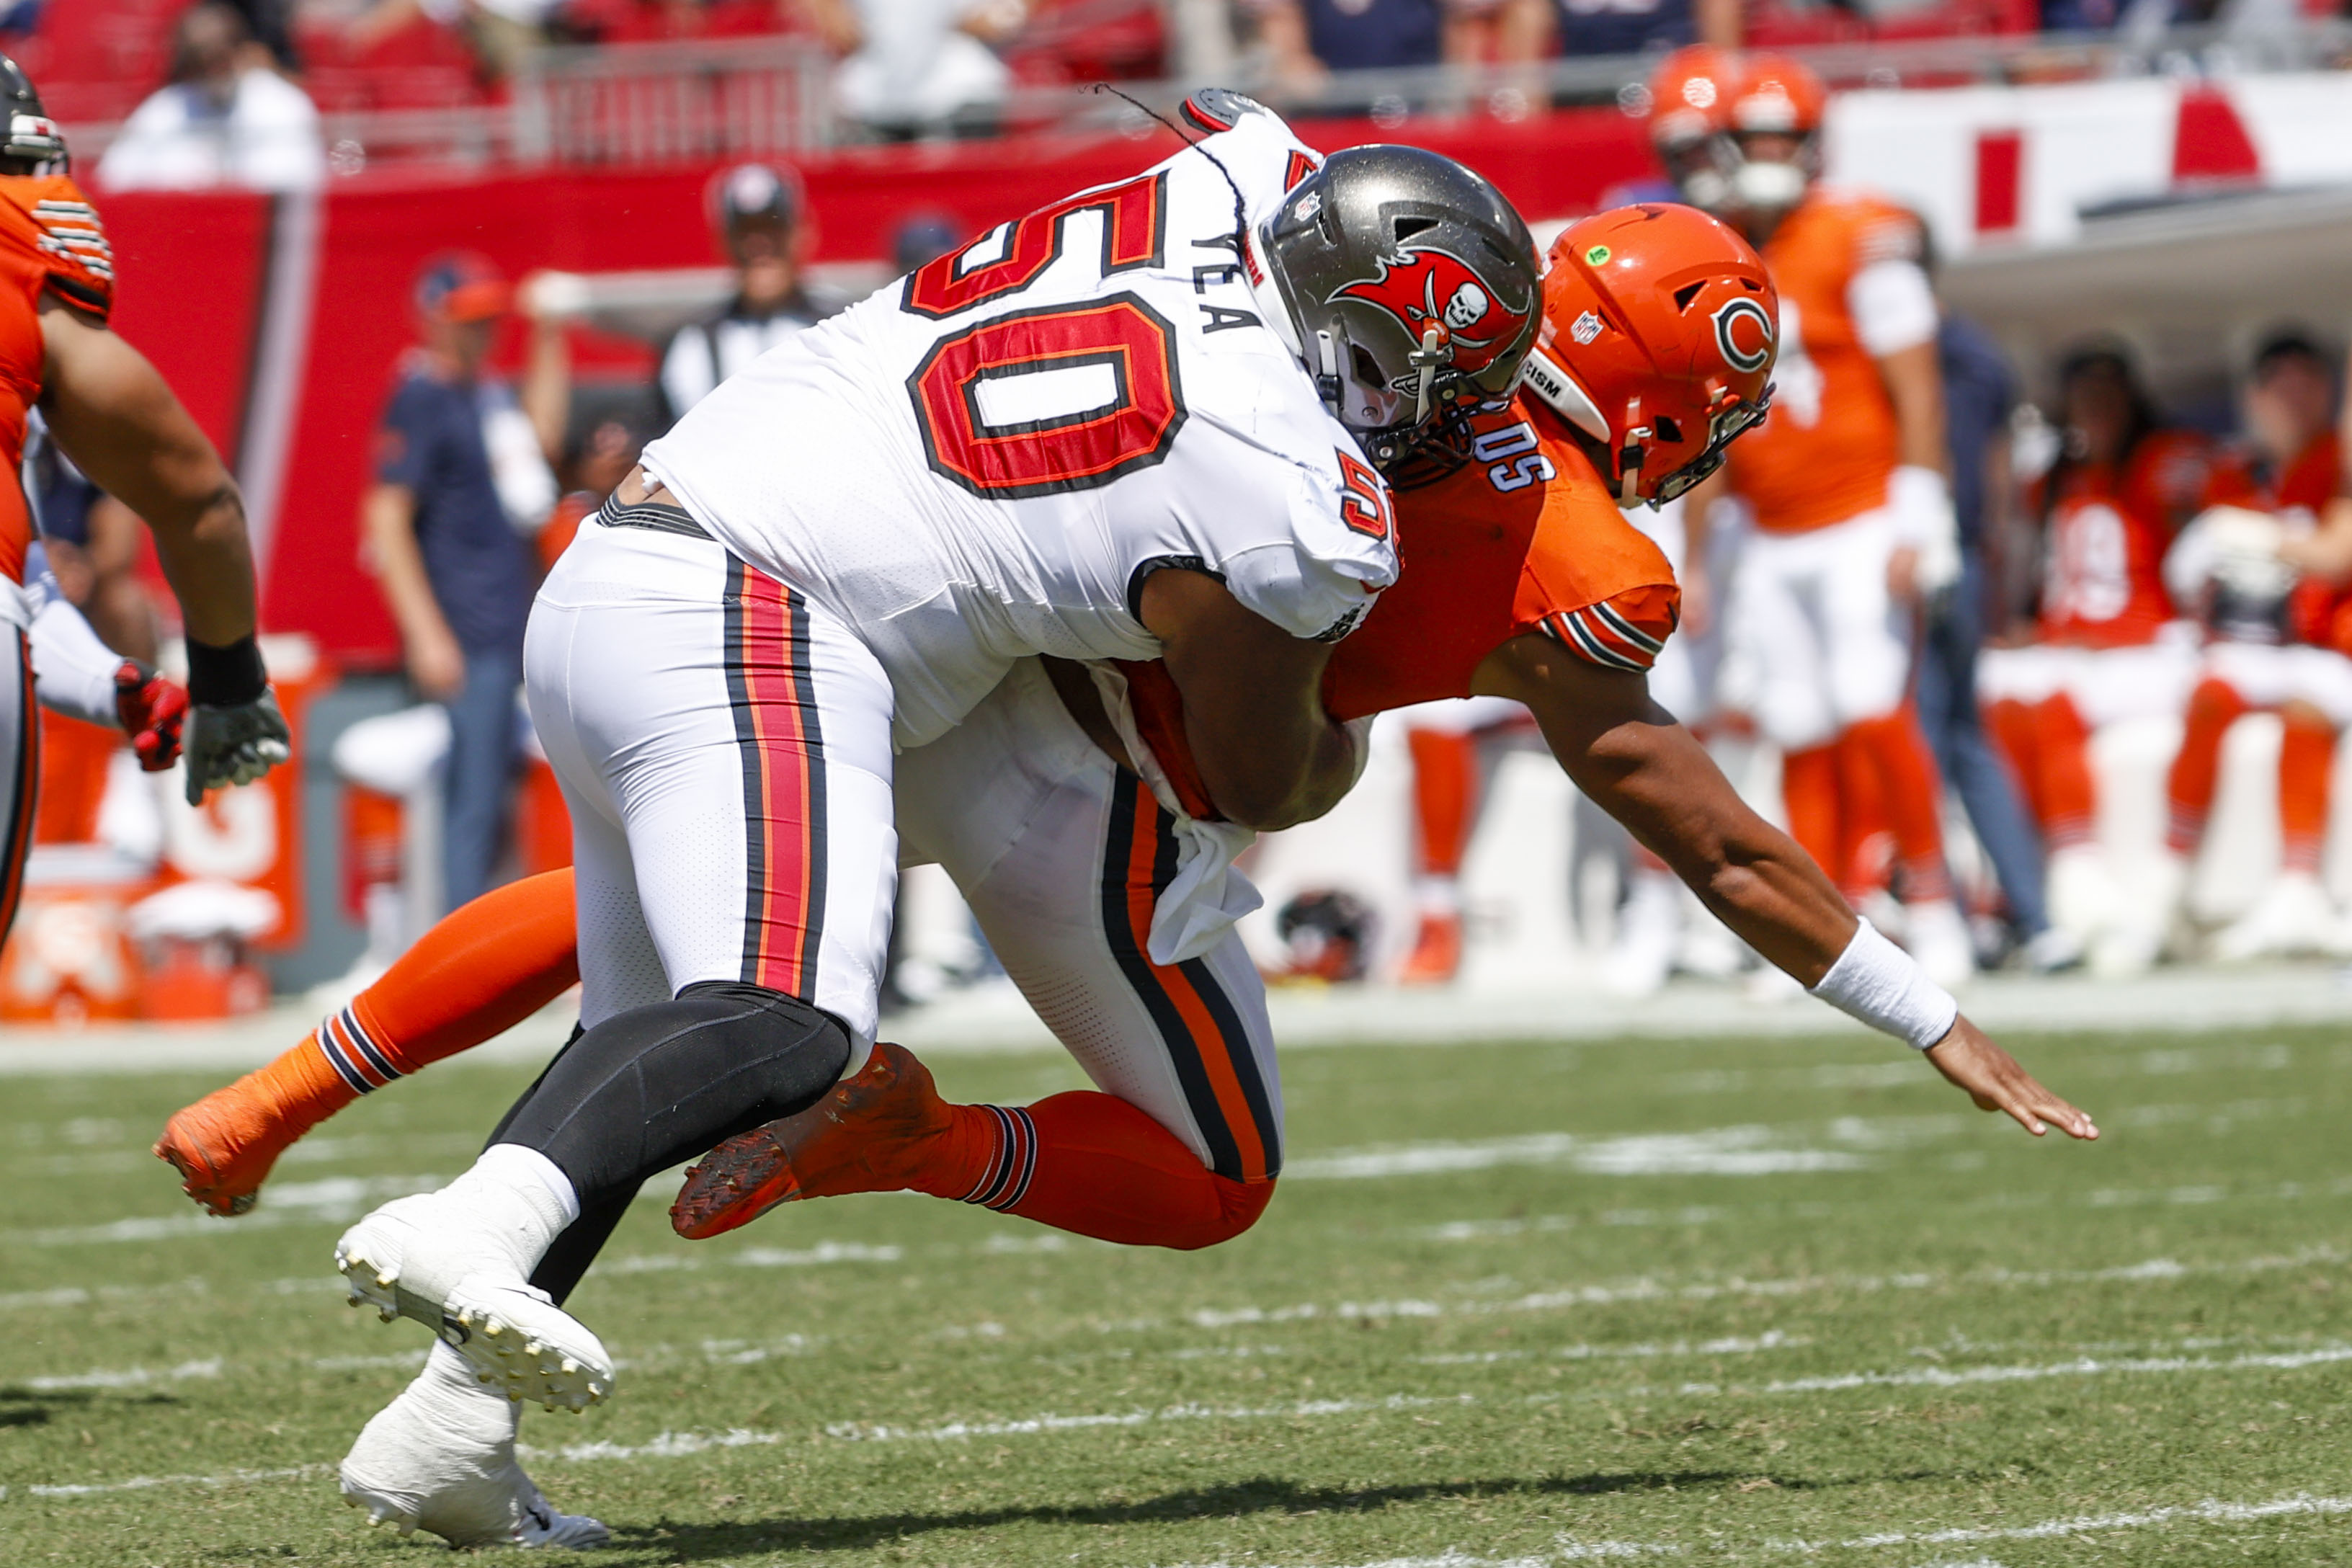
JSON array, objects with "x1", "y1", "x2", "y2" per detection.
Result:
[{"x1": 1585, "y1": 245, "x2": 1611, "y2": 266}]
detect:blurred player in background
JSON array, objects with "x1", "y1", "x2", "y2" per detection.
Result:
[
  {"x1": 656, "y1": 162, "x2": 839, "y2": 424},
  {"x1": 157, "y1": 200, "x2": 2103, "y2": 1549},
  {"x1": 1913, "y1": 265, "x2": 2070, "y2": 971},
  {"x1": 1979, "y1": 345, "x2": 2209, "y2": 966},
  {"x1": 1665, "y1": 49, "x2": 1974, "y2": 986},
  {"x1": 0, "y1": 54, "x2": 288, "y2": 943},
  {"x1": 2133, "y1": 331, "x2": 2350, "y2": 966}
]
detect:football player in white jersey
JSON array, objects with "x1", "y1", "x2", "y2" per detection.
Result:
[{"x1": 329, "y1": 92, "x2": 1542, "y2": 1418}]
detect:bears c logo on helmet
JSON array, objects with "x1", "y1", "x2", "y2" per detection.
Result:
[
  {"x1": 1331, "y1": 244, "x2": 1534, "y2": 376},
  {"x1": 1711, "y1": 297, "x2": 1775, "y2": 375}
]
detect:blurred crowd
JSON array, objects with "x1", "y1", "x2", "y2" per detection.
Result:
[{"x1": 0, "y1": 0, "x2": 2287, "y2": 173}]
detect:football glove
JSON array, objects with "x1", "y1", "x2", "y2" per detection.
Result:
[
  {"x1": 112, "y1": 659, "x2": 189, "y2": 772},
  {"x1": 182, "y1": 690, "x2": 291, "y2": 805}
]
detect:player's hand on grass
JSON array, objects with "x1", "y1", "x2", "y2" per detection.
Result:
[{"x1": 1924, "y1": 1015, "x2": 2098, "y2": 1140}]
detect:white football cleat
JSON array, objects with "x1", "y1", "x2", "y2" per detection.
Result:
[
  {"x1": 2044, "y1": 844, "x2": 2120, "y2": 945},
  {"x1": 342, "y1": 1343, "x2": 610, "y2": 1549},
  {"x1": 2090, "y1": 848, "x2": 2186, "y2": 977},
  {"x1": 1902, "y1": 898, "x2": 1976, "y2": 990},
  {"x1": 337, "y1": 1191, "x2": 613, "y2": 1412},
  {"x1": 2211, "y1": 870, "x2": 2337, "y2": 962},
  {"x1": 1603, "y1": 870, "x2": 1681, "y2": 998}
]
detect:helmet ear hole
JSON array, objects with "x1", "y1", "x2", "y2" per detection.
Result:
[
  {"x1": 1654, "y1": 415, "x2": 1684, "y2": 444},
  {"x1": 1350, "y1": 343, "x2": 1385, "y2": 389}
]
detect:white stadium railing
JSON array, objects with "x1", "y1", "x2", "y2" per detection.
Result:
[{"x1": 59, "y1": 18, "x2": 2352, "y2": 176}]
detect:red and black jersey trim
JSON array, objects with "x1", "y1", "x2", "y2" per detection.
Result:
[
  {"x1": 724, "y1": 558, "x2": 829, "y2": 999},
  {"x1": 1544, "y1": 599, "x2": 1667, "y2": 674},
  {"x1": 1099, "y1": 770, "x2": 1280, "y2": 1182}
]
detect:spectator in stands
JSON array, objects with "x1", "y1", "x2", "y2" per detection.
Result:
[
  {"x1": 346, "y1": 0, "x2": 556, "y2": 83},
  {"x1": 1552, "y1": 0, "x2": 1737, "y2": 58},
  {"x1": 1912, "y1": 286, "x2": 2073, "y2": 970},
  {"x1": 892, "y1": 210, "x2": 963, "y2": 275},
  {"x1": 657, "y1": 164, "x2": 842, "y2": 423},
  {"x1": 1248, "y1": 0, "x2": 1446, "y2": 82},
  {"x1": 809, "y1": 0, "x2": 1025, "y2": 138},
  {"x1": 361, "y1": 254, "x2": 567, "y2": 914},
  {"x1": 96, "y1": 4, "x2": 322, "y2": 193}
]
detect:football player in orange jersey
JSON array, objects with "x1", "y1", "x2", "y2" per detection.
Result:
[
  {"x1": 0, "y1": 55, "x2": 290, "y2": 943},
  {"x1": 1978, "y1": 346, "x2": 2211, "y2": 962},
  {"x1": 1657, "y1": 50, "x2": 1976, "y2": 986},
  {"x1": 2110, "y1": 332, "x2": 2352, "y2": 967},
  {"x1": 158, "y1": 204, "x2": 2095, "y2": 1547}
]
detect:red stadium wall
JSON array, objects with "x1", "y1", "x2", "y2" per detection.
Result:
[{"x1": 92, "y1": 109, "x2": 1653, "y2": 666}]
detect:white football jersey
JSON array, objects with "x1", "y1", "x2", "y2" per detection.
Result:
[{"x1": 641, "y1": 104, "x2": 1396, "y2": 747}]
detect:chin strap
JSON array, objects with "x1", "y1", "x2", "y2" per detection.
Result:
[{"x1": 1313, "y1": 329, "x2": 1343, "y2": 417}]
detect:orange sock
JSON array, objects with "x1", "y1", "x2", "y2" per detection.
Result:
[
  {"x1": 1781, "y1": 743, "x2": 1842, "y2": 883},
  {"x1": 1832, "y1": 728, "x2": 1893, "y2": 902},
  {"x1": 992, "y1": 1091, "x2": 1273, "y2": 1250},
  {"x1": 2278, "y1": 711, "x2": 2335, "y2": 875},
  {"x1": 1407, "y1": 727, "x2": 1476, "y2": 901},
  {"x1": 1983, "y1": 698, "x2": 2044, "y2": 822},
  {"x1": 1847, "y1": 710, "x2": 1952, "y2": 903},
  {"x1": 2033, "y1": 695, "x2": 2098, "y2": 851},
  {"x1": 2167, "y1": 678, "x2": 2247, "y2": 855},
  {"x1": 155, "y1": 870, "x2": 584, "y2": 1214}
]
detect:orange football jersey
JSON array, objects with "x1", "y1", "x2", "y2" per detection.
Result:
[
  {"x1": 1725, "y1": 187, "x2": 1918, "y2": 535},
  {"x1": 1123, "y1": 396, "x2": 1681, "y2": 819},
  {"x1": 0, "y1": 174, "x2": 114, "y2": 586},
  {"x1": 2199, "y1": 432, "x2": 2348, "y2": 651},
  {"x1": 2035, "y1": 429, "x2": 2210, "y2": 648}
]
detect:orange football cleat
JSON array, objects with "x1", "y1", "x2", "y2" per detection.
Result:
[
  {"x1": 671, "y1": 1041, "x2": 963, "y2": 1240},
  {"x1": 155, "y1": 1084, "x2": 300, "y2": 1216},
  {"x1": 1398, "y1": 911, "x2": 1464, "y2": 985}
]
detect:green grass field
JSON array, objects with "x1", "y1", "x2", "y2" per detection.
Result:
[{"x1": 2, "y1": 1020, "x2": 2348, "y2": 1566}]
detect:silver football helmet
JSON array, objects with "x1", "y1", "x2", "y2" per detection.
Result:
[{"x1": 1252, "y1": 145, "x2": 1540, "y2": 474}]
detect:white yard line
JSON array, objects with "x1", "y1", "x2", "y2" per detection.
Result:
[
  {"x1": 1167, "y1": 1490, "x2": 2352, "y2": 1565},
  {"x1": 823, "y1": 1392, "x2": 1479, "y2": 1443}
]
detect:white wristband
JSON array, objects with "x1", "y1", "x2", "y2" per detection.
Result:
[{"x1": 1807, "y1": 918, "x2": 1959, "y2": 1051}]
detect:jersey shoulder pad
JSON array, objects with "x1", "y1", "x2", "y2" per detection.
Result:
[
  {"x1": 5, "y1": 175, "x2": 113, "y2": 319},
  {"x1": 1517, "y1": 439, "x2": 1680, "y2": 669},
  {"x1": 1221, "y1": 427, "x2": 1397, "y2": 643},
  {"x1": 1180, "y1": 89, "x2": 1273, "y2": 135},
  {"x1": 1810, "y1": 186, "x2": 1923, "y2": 269}
]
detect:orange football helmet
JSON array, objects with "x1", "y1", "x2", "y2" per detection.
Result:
[
  {"x1": 1724, "y1": 52, "x2": 1827, "y2": 213},
  {"x1": 1520, "y1": 203, "x2": 1778, "y2": 507},
  {"x1": 1644, "y1": 45, "x2": 1741, "y2": 212}
]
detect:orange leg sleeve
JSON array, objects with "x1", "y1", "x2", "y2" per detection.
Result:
[
  {"x1": 1407, "y1": 728, "x2": 1478, "y2": 883},
  {"x1": 2167, "y1": 678, "x2": 2248, "y2": 855},
  {"x1": 981, "y1": 1091, "x2": 1273, "y2": 1251},
  {"x1": 2032, "y1": 695, "x2": 2098, "y2": 852},
  {"x1": 1845, "y1": 710, "x2": 1952, "y2": 903},
  {"x1": 1982, "y1": 698, "x2": 2044, "y2": 824},
  {"x1": 1832, "y1": 727, "x2": 1893, "y2": 901},
  {"x1": 1780, "y1": 743, "x2": 1843, "y2": 884},
  {"x1": 2278, "y1": 709, "x2": 2336, "y2": 876},
  {"x1": 155, "y1": 870, "x2": 584, "y2": 1216}
]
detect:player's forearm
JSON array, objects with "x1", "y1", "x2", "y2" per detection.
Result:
[
  {"x1": 362, "y1": 488, "x2": 454, "y2": 649},
  {"x1": 522, "y1": 317, "x2": 570, "y2": 464},
  {"x1": 1186, "y1": 704, "x2": 1353, "y2": 831},
  {"x1": 1876, "y1": 342, "x2": 1950, "y2": 478},
  {"x1": 1575, "y1": 725, "x2": 1858, "y2": 986},
  {"x1": 145, "y1": 488, "x2": 259, "y2": 647}
]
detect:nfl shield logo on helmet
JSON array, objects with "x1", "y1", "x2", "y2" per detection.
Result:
[{"x1": 1331, "y1": 243, "x2": 1534, "y2": 374}]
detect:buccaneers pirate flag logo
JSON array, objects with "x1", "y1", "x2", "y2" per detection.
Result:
[{"x1": 1330, "y1": 243, "x2": 1534, "y2": 380}]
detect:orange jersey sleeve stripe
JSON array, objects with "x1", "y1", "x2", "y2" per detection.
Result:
[{"x1": 1544, "y1": 582, "x2": 1680, "y2": 673}]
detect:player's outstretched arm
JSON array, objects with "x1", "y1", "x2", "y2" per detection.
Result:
[
  {"x1": 1476, "y1": 631, "x2": 2097, "y2": 1142},
  {"x1": 38, "y1": 295, "x2": 289, "y2": 800},
  {"x1": 1141, "y1": 566, "x2": 1360, "y2": 831},
  {"x1": 37, "y1": 297, "x2": 256, "y2": 646}
]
